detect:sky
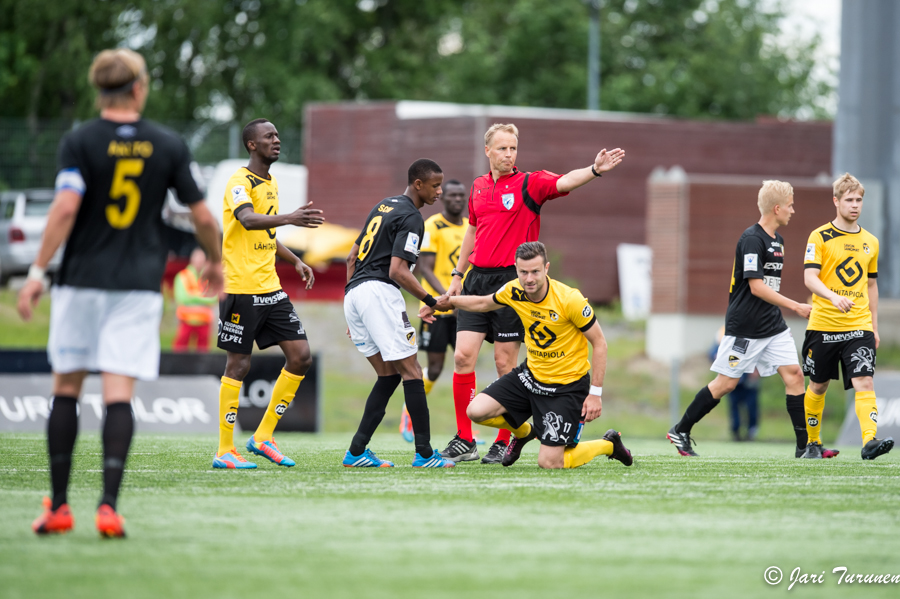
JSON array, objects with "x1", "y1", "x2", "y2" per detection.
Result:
[{"x1": 779, "y1": 0, "x2": 841, "y2": 116}]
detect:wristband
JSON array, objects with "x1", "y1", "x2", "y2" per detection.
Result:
[
  {"x1": 451, "y1": 269, "x2": 464, "y2": 278},
  {"x1": 423, "y1": 294, "x2": 437, "y2": 308},
  {"x1": 27, "y1": 264, "x2": 46, "y2": 282},
  {"x1": 589, "y1": 385, "x2": 603, "y2": 397},
  {"x1": 590, "y1": 165, "x2": 602, "y2": 178}
]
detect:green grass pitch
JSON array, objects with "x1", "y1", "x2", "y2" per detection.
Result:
[{"x1": 2, "y1": 432, "x2": 899, "y2": 599}]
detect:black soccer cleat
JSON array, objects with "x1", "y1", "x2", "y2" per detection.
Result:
[
  {"x1": 439, "y1": 434, "x2": 479, "y2": 463},
  {"x1": 795, "y1": 446, "x2": 839, "y2": 458},
  {"x1": 501, "y1": 426, "x2": 537, "y2": 467},
  {"x1": 801, "y1": 441, "x2": 823, "y2": 459},
  {"x1": 603, "y1": 429, "x2": 633, "y2": 467},
  {"x1": 480, "y1": 440, "x2": 508, "y2": 464},
  {"x1": 861, "y1": 437, "x2": 894, "y2": 461},
  {"x1": 666, "y1": 426, "x2": 698, "y2": 456}
]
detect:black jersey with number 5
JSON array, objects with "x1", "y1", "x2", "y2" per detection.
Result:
[
  {"x1": 725, "y1": 223, "x2": 788, "y2": 339},
  {"x1": 55, "y1": 118, "x2": 204, "y2": 291},
  {"x1": 346, "y1": 195, "x2": 424, "y2": 292}
]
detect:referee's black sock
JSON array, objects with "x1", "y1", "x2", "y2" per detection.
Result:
[
  {"x1": 47, "y1": 396, "x2": 79, "y2": 511},
  {"x1": 349, "y1": 374, "x2": 402, "y2": 456},
  {"x1": 100, "y1": 403, "x2": 134, "y2": 511},
  {"x1": 403, "y1": 379, "x2": 433, "y2": 458},
  {"x1": 786, "y1": 393, "x2": 808, "y2": 449},
  {"x1": 676, "y1": 385, "x2": 719, "y2": 434}
]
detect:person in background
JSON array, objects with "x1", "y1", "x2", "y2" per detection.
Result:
[{"x1": 173, "y1": 247, "x2": 217, "y2": 352}]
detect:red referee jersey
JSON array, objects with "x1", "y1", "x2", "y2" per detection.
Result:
[{"x1": 467, "y1": 167, "x2": 568, "y2": 268}]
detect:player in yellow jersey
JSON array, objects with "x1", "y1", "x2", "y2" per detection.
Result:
[
  {"x1": 397, "y1": 180, "x2": 468, "y2": 442},
  {"x1": 421, "y1": 241, "x2": 633, "y2": 469},
  {"x1": 800, "y1": 173, "x2": 893, "y2": 460},
  {"x1": 213, "y1": 118, "x2": 325, "y2": 469}
]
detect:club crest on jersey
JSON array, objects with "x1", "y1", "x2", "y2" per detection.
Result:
[
  {"x1": 549, "y1": 310, "x2": 559, "y2": 322},
  {"x1": 501, "y1": 193, "x2": 515, "y2": 210},
  {"x1": 728, "y1": 355, "x2": 741, "y2": 368},
  {"x1": 863, "y1": 243, "x2": 871, "y2": 254},
  {"x1": 406, "y1": 331, "x2": 416, "y2": 346}
]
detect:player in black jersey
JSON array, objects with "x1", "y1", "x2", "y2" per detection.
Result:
[
  {"x1": 342, "y1": 159, "x2": 455, "y2": 468},
  {"x1": 18, "y1": 49, "x2": 223, "y2": 537},
  {"x1": 666, "y1": 181, "x2": 826, "y2": 458}
]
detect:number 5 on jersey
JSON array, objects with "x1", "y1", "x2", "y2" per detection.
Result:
[
  {"x1": 357, "y1": 215, "x2": 383, "y2": 262},
  {"x1": 107, "y1": 158, "x2": 144, "y2": 229}
]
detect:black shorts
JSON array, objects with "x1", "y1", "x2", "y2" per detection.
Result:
[
  {"x1": 217, "y1": 289, "x2": 307, "y2": 354},
  {"x1": 482, "y1": 363, "x2": 589, "y2": 447},
  {"x1": 457, "y1": 266, "x2": 524, "y2": 343},
  {"x1": 419, "y1": 315, "x2": 457, "y2": 353},
  {"x1": 801, "y1": 330, "x2": 876, "y2": 390}
]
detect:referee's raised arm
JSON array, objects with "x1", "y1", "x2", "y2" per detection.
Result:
[{"x1": 555, "y1": 147, "x2": 625, "y2": 193}]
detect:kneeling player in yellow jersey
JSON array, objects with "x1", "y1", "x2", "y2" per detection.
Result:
[
  {"x1": 422, "y1": 241, "x2": 632, "y2": 469},
  {"x1": 801, "y1": 173, "x2": 893, "y2": 460},
  {"x1": 213, "y1": 118, "x2": 325, "y2": 469}
]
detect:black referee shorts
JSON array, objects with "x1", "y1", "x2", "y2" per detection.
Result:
[{"x1": 457, "y1": 266, "x2": 524, "y2": 344}]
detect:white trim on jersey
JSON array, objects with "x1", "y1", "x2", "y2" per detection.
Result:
[
  {"x1": 710, "y1": 328, "x2": 799, "y2": 378},
  {"x1": 344, "y1": 280, "x2": 418, "y2": 361}
]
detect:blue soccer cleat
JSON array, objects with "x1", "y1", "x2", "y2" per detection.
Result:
[
  {"x1": 246, "y1": 435, "x2": 296, "y2": 467},
  {"x1": 343, "y1": 448, "x2": 395, "y2": 468},
  {"x1": 212, "y1": 449, "x2": 258, "y2": 469},
  {"x1": 412, "y1": 450, "x2": 456, "y2": 468}
]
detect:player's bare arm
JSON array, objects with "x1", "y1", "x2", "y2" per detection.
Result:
[
  {"x1": 747, "y1": 278, "x2": 812, "y2": 319},
  {"x1": 869, "y1": 277, "x2": 879, "y2": 349},
  {"x1": 448, "y1": 225, "x2": 476, "y2": 297},
  {"x1": 188, "y1": 200, "x2": 224, "y2": 296},
  {"x1": 236, "y1": 200, "x2": 324, "y2": 230},
  {"x1": 804, "y1": 267, "x2": 854, "y2": 313},
  {"x1": 389, "y1": 255, "x2": 434, "y2": 305},
  {"x1": 276, "y1": 240, "x2": 314, "y2": 290},
  {"x1": 446, "y1": 293, "x2": 505, "y2": 314},
  {"x1": 582, "y1": 321, "x2": 607, "y2": 422},
  {"x1": 346, "y1": 243, "x2": 359, "y2": 283},
  {"x1": 17, "y1": 189, "x2": 83, "y2": 320},
  {"x1": 555, "y1": 148, "x2": 625, "y2": 194},
  {"x1": 415, "y1": 253, "x2": 445, "y2": 295}
]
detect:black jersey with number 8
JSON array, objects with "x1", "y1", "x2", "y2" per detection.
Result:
[
  {"x1": 55, "y1": 118, "x2": 204, "y2": 291},
  {"x1": 346, "y1": 195, "x2": 424, "y2": 293}
]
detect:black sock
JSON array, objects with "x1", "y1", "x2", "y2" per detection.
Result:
[
  {"x1": 349, "y1": 374, "x2": 402, "y2": 456},
  {"x1": 403, "y1": 379, "x2": 432, "y2": 457},
  {"x1": 47, "y1": 396, "x2": 79, "y2": 510},
  {"x1": 676, "y1": 386, "x2": 720, "y2": 434},
  {"x1": 786, "y1": 394, "x2": 808, "y2": 449},
  {"x1": 100, "y1": 403, "x2": 134, "y2": 511}
]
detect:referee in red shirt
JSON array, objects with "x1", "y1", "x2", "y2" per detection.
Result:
[{"x1": 430, "y1": 123, "x2": 624, "y2": 463}]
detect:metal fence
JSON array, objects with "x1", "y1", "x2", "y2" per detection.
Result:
[{"x1": 0, "y1": 118, "x2": 302, "y2": 190}]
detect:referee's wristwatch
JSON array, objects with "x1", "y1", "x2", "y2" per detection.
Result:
[
  {"x1": 451, "y1": 269, "x2": 465, "y2": 278},
  {"x1": 590, "y1": 165, "x2": 602, "y2": 178}
]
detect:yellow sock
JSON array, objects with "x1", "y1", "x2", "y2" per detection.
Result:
[
  {"x1": 563, "y1": 439, "x2": 613, "y2": 468},
  {"x1": 218, "y1": 376, "x2": 242, "y2": 455},
  {"x1": 254, "y1": 369, "x2": 304, "y2": 442},
  {"x1": 855, "y1": 391, "x2": 878, "y2": 444},
  {"x1": 475, "y1": 417, "x2": 532, "y2": 439},
  {"x1": 804, "y1": 388, "x2": 826, "y2": 445},
  {"x1": 423, "y1": 377, "x2": 435, "y2": 395}
]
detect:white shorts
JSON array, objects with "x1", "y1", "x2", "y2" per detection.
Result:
[
  {"x1": 344, "y1": 281, "x2": 418, "y2": 362},
  {"x1": 711, "y1": 328, "x2": 799, "y2": 378},
  {"x1": 48, "y1": 286, "x2": 163, "y2": 380}
]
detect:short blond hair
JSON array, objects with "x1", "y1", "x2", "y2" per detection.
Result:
[
  {"x1": 89, "y1": 49, "x2": 148, "y2": 109},
  {"x1": 757, "y1": 180, "x2": 793, "y2": 215},
  {"x1": 484, "y1": 123, "x2": 519, "y2": 147},
  {"x1": 833, "y1": 172, "x2": 865, "y2": 200}
]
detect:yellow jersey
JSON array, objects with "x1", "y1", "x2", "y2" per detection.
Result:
[
  {"x1": 804, "y1": 223, "x2": 878, "y2": 332},
  {"x1": 419, "y1": 213, "x2": 467, "y2": 315},
  {"x1": 222, "y1": 167, "x2": 282, "y2": 295},
  {"x1": 493, "y1": 277, "x2": 596, "y2": 385}
]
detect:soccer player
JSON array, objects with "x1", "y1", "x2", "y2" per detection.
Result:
[
  {"x1": 18, "y1": 49, "x2": 224, "y2": 537},
  {"x1": 440, "y1": 123, "x2": 625, "y2": 464},
  {"x1": 213, "y1": 118, "x2": 324, "y2": 470},
  {"x1": 343, "y1": 159, "x2": 455, "y2": 468},
  {"x1": 398, "y1": 179, "x2": 468, "y2": 442},
  {"x1": 800, "y1": 173, "x2": 893, "y2": 460},
  {"x1": 423, "y1": 241, "x2": 632, "y2": 469},
  {"x1": 666, "y1": 180, "x2": 819, "y2": 458}
]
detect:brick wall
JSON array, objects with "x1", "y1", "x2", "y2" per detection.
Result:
[{"x1": 304, "y1": 101, "x2": 832, "y2": 302}]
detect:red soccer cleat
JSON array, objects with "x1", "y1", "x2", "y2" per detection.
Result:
[
  {"x1": 32, "y1": 497, "x2": 74, "y2": 535},
  {"x1": 95, "y1": 504, "x2": 126, "y2": 538}
]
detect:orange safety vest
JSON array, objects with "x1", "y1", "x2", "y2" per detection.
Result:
[{"x1": 175, "y1": 267, "x2": 214, "y2": 325}]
